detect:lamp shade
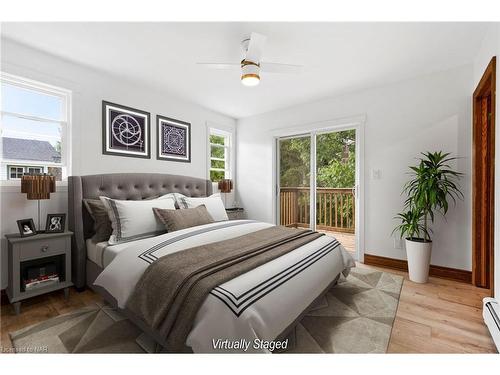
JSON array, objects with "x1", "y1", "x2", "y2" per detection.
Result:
[
  {"x1": 218, "y1": 179, "x2": 233, "y2": 193},
  {"x1": 21, "y1": 174, "x2": 56, "y2": 200}
]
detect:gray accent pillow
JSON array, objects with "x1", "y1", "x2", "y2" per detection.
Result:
[
  {"x1": 83, "y1": 198, "x2": 113, "y2": 243},
  {"x1": 84, "y1": 195, "x2": 160, "y2": 243},
  {"x1": 153, "y1": 205, "x2": 214, "y2": 232}
]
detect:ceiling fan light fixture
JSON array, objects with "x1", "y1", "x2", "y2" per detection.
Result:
[
  {"x1": 241, "y1": 74, "x2": 260, "y2": 86},
  {"x1": 241, "y1": 60, "x2": 260, "y2": 86},
  {"x1": 198, "y1": 32, "x2": 303, "y2": 85}
]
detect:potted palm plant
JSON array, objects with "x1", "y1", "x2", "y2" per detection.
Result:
[{"x1": 393, "y1": 152, "x2": 463, "y2": 283}]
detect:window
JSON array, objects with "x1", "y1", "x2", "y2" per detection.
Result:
[
  {"x1": 28, "y1": 166, "x2": 43, "y2": 174},
  {"x1": 9, "y1": 166, "x2": 24, "y2": 179},
  {"x1": 8, "y1": 165, "x2": 44, "y2": 180},
  {"x1": 1, "y1": 73, "x2": 71, "y2": 181},
  {"x1": 208, "y1": 128, "x2": 232, "y2": 182}
]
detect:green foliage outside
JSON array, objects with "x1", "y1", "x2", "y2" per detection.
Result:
[
  {"x1": 279, "y1": 130, "x2": 356, "y2": 188},
  {"x1": 279, "y1": 130, "x2": 356, "y2": 228},
  {"x1": 210, "y1": 170, "x2": 225, "y2": 182},
  {"x1": 211, "y1": 146, "x2": 225, "y2": 159},
  {"x1": 210, "y1": 134, "x2": 225, "y2": 145},
  {"x1": 209, "y1": 134, "x2": 227, "y2": 182}
]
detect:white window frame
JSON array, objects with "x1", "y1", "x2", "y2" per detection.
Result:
[
  {"x1": 0, "y1": 72, "x2": 72, "y2": 185},
  {"x1": 27, "y1": 166, "x2": 44, "y2": 174},
  {"x1": 207, "y1": 127, "x2": 232, "y2": 181},
  {"x1": 9, "y1": 165, "x2": 26, "y2": 179},
  {"x1": 7, "y1": 164, "x2": 45, "y2": 180}
]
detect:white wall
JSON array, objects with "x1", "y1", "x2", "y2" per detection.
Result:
[
  {"x1": 237, "y1": 65, "x2": 473, "y2": 271},
  {"x1": 472, "y1": 24, "x2": 500, "y2": 297},
  {"x1": 0, "y1": 39, "x2": 236, "y2": 289}
]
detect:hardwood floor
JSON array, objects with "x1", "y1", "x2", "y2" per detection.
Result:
[
  {"x1": 1, "y1": 263, "x2": 497, "y2": 353},
  {"x1": 356, "y1": 263, "x2": 497, "y2": 353}
]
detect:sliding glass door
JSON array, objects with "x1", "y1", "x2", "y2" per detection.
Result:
[
  {"x1": 315, "y1": 130, "x2": 356, "y2": 256},
  {"x1": 278, "y1": 135, "x2": 311, "y2": 229},
  {"x1": 277, "y1": 128, "x2": 358, "y2": 259}
]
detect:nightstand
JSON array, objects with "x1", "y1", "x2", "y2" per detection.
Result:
[
  {"x1": 5, "y1": 231, "x2": 73, "y2": 315},
  {"x1": 226, "y1": 207, "x2": 245, "y2": 220}
]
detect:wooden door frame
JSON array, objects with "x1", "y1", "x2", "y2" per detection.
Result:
[{"x1": 472, "y1": 56, "x2": 496, "y2": 293}]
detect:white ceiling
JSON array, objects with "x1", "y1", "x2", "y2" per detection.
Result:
[{"x1": 1, "y1": 22, "x2": 490, "y2": 119}]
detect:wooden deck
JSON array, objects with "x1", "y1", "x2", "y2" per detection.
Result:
[
  {"x1": 280, "y1": 187, "x2": 355, "y2": 234},
  {"x1": 318, "y1": 229, "x2": 356, "y2": 254}
]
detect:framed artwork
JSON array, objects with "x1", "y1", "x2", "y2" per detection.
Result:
[
  {"x1": 102, "y1": 101, "x2": 150, "y2": 158},
  {"x1": 45, "y1": 213, "x2": 66, "y2": 233},
  {"x1": 156, "y1": 115, "x2": 191, "y2": 162},
  {"x1": 17, "y1": 218, "x2": 37, "y2": 237}
]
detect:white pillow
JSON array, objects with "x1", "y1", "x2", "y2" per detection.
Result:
[
  {"x1": 181, "y1": 193, "x2": 228, "y2": 221},
  {"x1": 100, "y1": 196, "x2": 176, "y2": 244},
  {"x1": 159, "y1": 192, "x2": 188, "y2": 208}
]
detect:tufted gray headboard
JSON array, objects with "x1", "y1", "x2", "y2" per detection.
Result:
[{"x1": 68, "y1": 173, "x2": 213, "y2": 289}]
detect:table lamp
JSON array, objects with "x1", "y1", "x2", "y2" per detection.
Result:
[
  {"x1": 217, "y1": 178, "x2": 233, "y2": 207},
  {"x1": 21, "y1": 174, "x2": 56, "y2": 233}
]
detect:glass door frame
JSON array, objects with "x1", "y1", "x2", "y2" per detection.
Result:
[{"x1": 273, "y1": 117, "x2": 365, "y2": 262}]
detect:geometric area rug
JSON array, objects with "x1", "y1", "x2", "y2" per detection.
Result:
[
  {"x1": 9, "y1": 268, "x2": 403, "y2": 354},
  {"x1": 283, "y1": 267, "x2": 403, "y2": 353},
  {"x1": 9, "y1": 302, "x2": 145, "y2": 353}
]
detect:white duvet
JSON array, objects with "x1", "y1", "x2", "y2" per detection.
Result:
[{"x1": 94, "y1": 220, "x2": 355, "y2": 353}]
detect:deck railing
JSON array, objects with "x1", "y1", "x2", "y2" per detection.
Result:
[{"x1": 280, "y1": 187, "x2": 355, "y2": 233}]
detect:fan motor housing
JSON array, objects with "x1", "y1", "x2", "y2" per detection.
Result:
[
  {"x1": 241, "y1": 38, "x2": 251, "y2": 54},
  {"x1": 241, "y1": 60, "x2": 260, "y2": 81}
]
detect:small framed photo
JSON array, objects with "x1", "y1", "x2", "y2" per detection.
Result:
[
  {"x1": 45, "y1": 214, "x2": 66, "y2": 233},
  {"x1": 102, "y1": 101, "x2": 150, "y2": 159},
  {"x1": 156, "y1": 115, "x2": 191, "y2": 163},
  {"x1": 17, "y1": 218, "x2": 37, "y2": 237}
]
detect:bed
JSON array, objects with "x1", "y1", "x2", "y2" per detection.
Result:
[{"x1": 68, "y1": 173, "x2": 355, "y2": 353}]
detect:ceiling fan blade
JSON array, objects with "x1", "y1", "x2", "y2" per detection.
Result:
[
  {"x1": 260, "y1": 62, "x2": 303, "y2": 74},
  {"x1": 196, "y1": 62, "x2": 240, "y2": 70},
  {"x1": 245, "y1": 32, "x2": 267, "y2": 63}
]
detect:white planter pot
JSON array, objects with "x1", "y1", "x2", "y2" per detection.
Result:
[{"x1": 405, "y1": 239, "x2": 432, "y2": 283}]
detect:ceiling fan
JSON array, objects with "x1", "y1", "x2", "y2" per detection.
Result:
[{"x1": 197, "y1": 32, "x2": 303, "y2": 87}]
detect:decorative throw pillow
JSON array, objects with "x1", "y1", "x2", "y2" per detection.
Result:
[
  {"x1": 159, "y1": 192, "x2": 189, "y2": 209},
  {"x1": 100, "y1": 196, "x2": 176, "y2": 244},
  {"x1": 181, "y1": 193, "x2": 228, "y2": 221},
  {"x1": 84, "y1": 195, "x2": 163, "y2": 243},
  {"x1": 153, "y1": 205, "x2": 214, "y2": 232},
  {"x1": 83, "y1": 198, "x2": 113, "y2": 243}
]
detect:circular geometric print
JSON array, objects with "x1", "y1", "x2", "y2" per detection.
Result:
[{"x1": 112, "y1": 114, "x2": 143, "y2": 146}]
